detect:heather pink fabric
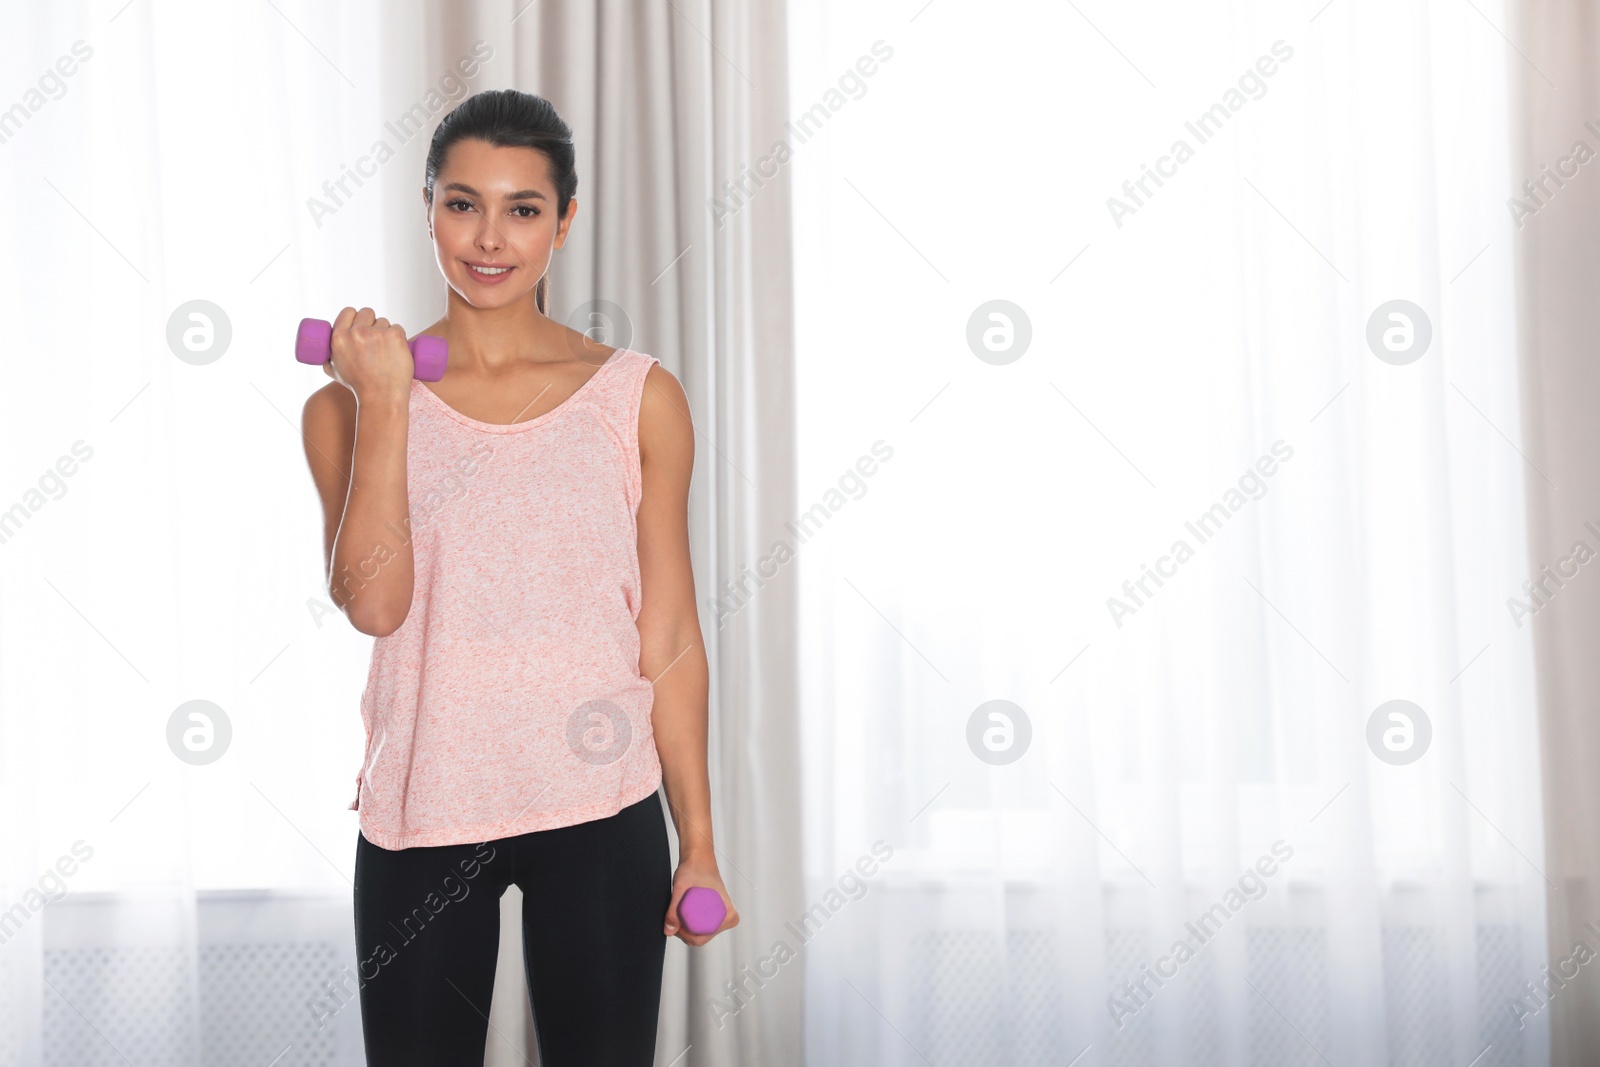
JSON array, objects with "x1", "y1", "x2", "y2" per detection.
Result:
[{"x1": 350, "y1": 348, "x2": 664, "y2": 849}]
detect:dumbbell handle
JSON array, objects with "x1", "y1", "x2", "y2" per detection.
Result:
[
  {"x1": 295, "y1": 317, "x2": 448, "y2": 382},
  {"x1": 678, "y1": 886, "x2": 727, "y2": 935}
]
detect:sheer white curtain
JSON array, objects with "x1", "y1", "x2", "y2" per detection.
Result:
[
  {"x1": 0, "y1": 2, "x2": 490, "y2": 1061},
  {"x1": 790, "y1": 2, "x2": 1547, "y2": 1065}
]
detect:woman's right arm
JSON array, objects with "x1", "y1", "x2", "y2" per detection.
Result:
[{"x1": 299, "y1": 306, "x2": 418, "y2": 637}]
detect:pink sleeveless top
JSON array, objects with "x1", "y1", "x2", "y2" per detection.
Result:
[{"x1": 350, "y1": 348, "x2": 663, "y2": 849}]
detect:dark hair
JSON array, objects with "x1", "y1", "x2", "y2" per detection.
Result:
[{"x1": 423, "y1": 89, "x2": 578, "y2": 316}]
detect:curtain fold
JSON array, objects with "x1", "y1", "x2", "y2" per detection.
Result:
[{"x1": 1506, "y1": 3, "x2": 1600, "y2": 1065}]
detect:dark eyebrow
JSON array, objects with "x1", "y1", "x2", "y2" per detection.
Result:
[{"x1": 442, "y1": 182, "x2": 547, "y2": 201}]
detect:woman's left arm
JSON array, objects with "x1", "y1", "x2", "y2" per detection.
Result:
[{"x1": 635, "y1": 362, "x2": 739, "y2": 945}]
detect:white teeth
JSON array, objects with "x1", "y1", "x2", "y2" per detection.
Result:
[{"x1": 470, "y1": 265, "x2": 510, "y2": 275}]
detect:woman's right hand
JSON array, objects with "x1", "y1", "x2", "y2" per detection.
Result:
[{"x1": 324, "y1": 306, "x2": 417, "y2": 404}]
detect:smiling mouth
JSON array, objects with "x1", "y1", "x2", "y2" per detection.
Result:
[{"x1": 465, "y1": 263, "x2": 515, "y2": 277}]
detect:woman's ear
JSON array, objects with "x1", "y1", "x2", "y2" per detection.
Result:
[{"x1": 553, "y1": 197, "x2": 578, "y2": 250}]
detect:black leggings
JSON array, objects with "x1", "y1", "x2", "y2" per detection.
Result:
[{"x1": 352, "y1": 791, "x2": 672, "y2": 1066}]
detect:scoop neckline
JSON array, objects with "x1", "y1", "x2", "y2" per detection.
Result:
[{"x1": 412, "y1": 348, "x2": 628, "y2": 433}]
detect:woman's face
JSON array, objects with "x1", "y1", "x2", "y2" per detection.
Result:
[{"x1": 427, "y1": 138, "x2": 575, "y2": 310}]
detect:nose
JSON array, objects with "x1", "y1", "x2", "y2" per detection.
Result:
[{"x1": 475, "y1": 217, "x2": 504, "y2": 253}]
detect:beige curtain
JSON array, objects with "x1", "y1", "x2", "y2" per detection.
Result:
[
  {"x1": 1508, "y1": 2, "x2": 1600, "y2": 1064},
  {"x1": 392, "y1": 3, "x2": 804, "y2": 1064}
]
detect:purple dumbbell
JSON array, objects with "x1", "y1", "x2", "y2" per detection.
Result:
[
  {"x1": 295, "y1": 317, "x2": 448, "y2": 382},
  {"x1": 678, "y1": 887, "x2": 727, "y2": 935}
]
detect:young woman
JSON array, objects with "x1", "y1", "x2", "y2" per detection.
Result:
[{"x1": 300, "y1": 88, "x2": 735, "y2": 1065}]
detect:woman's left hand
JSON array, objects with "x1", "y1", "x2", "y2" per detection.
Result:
[{"x1": 664, "y1": 855, "x2": 738, "y2": 945}]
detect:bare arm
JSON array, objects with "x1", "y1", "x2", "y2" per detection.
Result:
[
  {"x1": 299, "y1": 307, "x2": 418, "y2": 637},
  {"x1": 636, "y1": 363, "x2": 735, "y2": 943}
]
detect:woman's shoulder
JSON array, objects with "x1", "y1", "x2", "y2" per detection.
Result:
[
  {"x1": 301, "y1": 379, "x2": 359, "y2": 437},
  {"x1": 589, "y1": 344, "x2": 665, "y2": 389},
  {"x1": 636, "y1": 357, "x2": 690, "y2": 447}
]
